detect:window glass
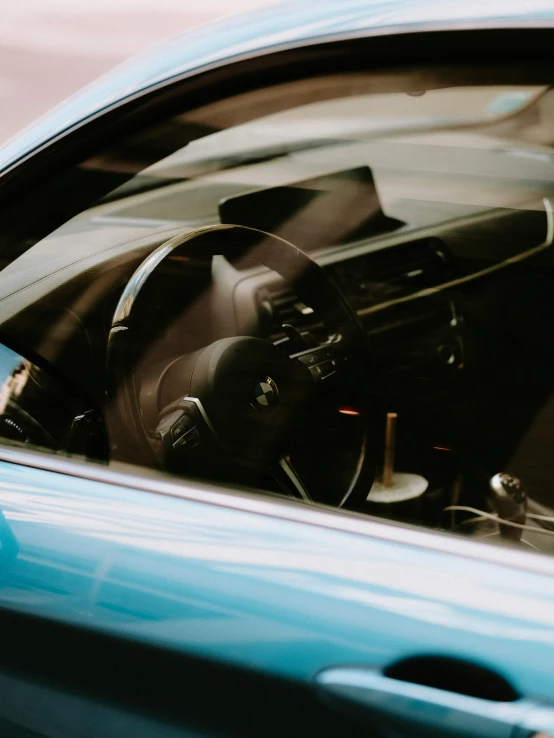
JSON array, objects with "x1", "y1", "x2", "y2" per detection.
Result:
[
  {"x1": 2, "y1": 69, "x2": 554, "y2": 554},
  {"x1": 0, "y1": 344, "x2": 106, "y2": 460}
]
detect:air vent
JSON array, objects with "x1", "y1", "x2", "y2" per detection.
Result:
[
  {"x1": 325, "y1": 237, "x2": 455, "y2": 343},
  {"x1": 364, "y1": 298, "x2": 456, "y2": 349},
  {"x1": 256, "y1": 282, "x2": 321, "y2": 340},
  {"x1": 256, "y1": 238, "x2": 460, "y2": 368},
  {"x1": 330, "y1": 237, "x2": 452, "y2": 313}
]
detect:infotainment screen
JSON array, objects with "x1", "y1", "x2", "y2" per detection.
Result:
[{"x1": 218, "y1": 166, "x2": 403, "y2": 252}]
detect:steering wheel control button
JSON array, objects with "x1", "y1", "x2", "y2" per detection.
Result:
[
  {"x1": 156, "y1": 409, "x2": 185, "y2": 437},
  {"x1": 318, "y1": 360, "x2": 336, "y2": 380},
  {"x1": 298, "y1": 347, "x2": 340, "y2": 382},
  {"x1": 252, "y1": 377, "x2": 280, "y2": 414},
  {"x1": 173, "y1": 426, "x2": 200, "y2": 450},
  {"x1": 156, "y1": 409, "x2": 199, "y2": 452},
  {"x1": 171, "y1": 416, "x2": 190, "y2": 441}
]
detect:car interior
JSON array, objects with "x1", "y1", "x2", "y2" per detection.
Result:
[{"x1": 2, "y1": 69, "x2": 554, "y2": 552}]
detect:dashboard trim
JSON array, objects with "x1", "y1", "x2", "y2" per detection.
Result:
[{"x1": 357, "y1": 197, "x2": 554, "y2": 318}]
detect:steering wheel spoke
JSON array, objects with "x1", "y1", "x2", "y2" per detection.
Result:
[{"x1": 271, "y1": 456, "x2": 312, "y2": 502}]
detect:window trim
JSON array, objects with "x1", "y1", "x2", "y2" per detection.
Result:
[{"x1": 1, "y1": 442, "x2": 553, "y2": 579}]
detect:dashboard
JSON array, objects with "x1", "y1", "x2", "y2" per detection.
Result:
[
  {"x1": 219, "y1": 166, "x2": 404, "y2": 249},
  {"x1": 253, "y1": 236, "x2": 462, "y2": 377}
]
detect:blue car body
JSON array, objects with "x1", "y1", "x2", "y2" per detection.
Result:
[
  {"x1": 2, "y1": 3, "x2": 554, "y2": 737},
  {"x1": 3, "y1": 444, "x2": 554, "y2": 736},
  {"x1": 1, "y1": 450, "x2": 554, "y2": 692}
]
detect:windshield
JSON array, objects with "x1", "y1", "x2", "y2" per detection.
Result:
[
  {"x1": 142, "y1": 86, "x2": 546, "y2": 177},
  {"x1": 98, "y1": 85, "x2": 547, "y2": 209},
  {"x1": 93, "y1": 83, "x2": 551, "y2": 229}
]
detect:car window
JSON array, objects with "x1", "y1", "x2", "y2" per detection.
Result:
[
  {"x1": 0, "y1": 344, "x2": 107, "y2": 461},
  {"x1": 2, "y1": 68, "x2": 554, "y2": 555}
]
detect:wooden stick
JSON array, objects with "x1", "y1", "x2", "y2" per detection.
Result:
[{"x1": 383, "y1": 412, "x2": 397, "y2": 488}]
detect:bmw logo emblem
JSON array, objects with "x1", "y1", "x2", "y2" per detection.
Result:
[{"x1": 252, "y1": 376, "x2": 280, "y2": 414}]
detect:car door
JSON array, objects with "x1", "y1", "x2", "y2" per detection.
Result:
[
  {"x1": 0, "y1": 452, "x2": 554, "y2": 738},
  {"x1": 2, "y1": 14, "x2": 554, "y2": 738}
]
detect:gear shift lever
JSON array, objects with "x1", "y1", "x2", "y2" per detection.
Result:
[{"x1": 489, "y1": 473, "x2": 527, "y2": 541}]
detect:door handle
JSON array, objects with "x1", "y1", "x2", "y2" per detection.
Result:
[{"x1": 317, "y1": 667, "x2": 554, "y2": 738}]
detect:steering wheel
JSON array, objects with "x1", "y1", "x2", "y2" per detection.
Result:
[{"x1": 107, "y1": 225, "x2": 377, "y2": 510}]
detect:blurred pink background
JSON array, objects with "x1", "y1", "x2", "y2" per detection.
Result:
[{"x1": 0, "y1": 0, "x2": 274, "y2": 144}]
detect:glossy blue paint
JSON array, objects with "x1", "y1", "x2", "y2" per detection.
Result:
[
  {"x1": 1, "y1": 0, "x2": 554, "y2": 174},
  {"x1": 1, "y1": 458, "x2": 554, "y2": 702}
]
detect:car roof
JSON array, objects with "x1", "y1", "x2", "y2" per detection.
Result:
[{"x1": 1, "y1": 0, "x2": 554, "y2": 173}]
